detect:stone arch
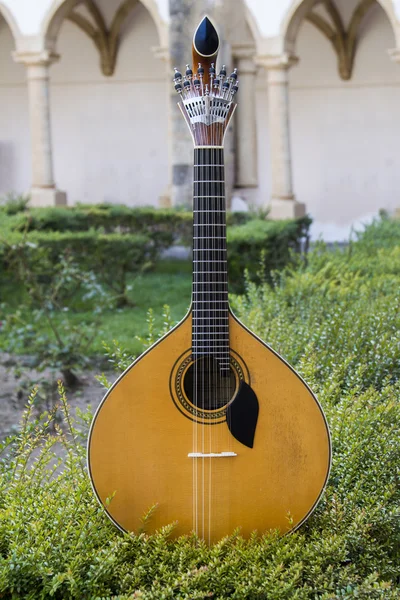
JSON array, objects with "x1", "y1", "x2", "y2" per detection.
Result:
[
  {"x1": 0, "y1": 2, "x2": 21, "y2": 47},
  {"x1": 244, "y1": 2, "x2": 263, "y2": 51},
  {"x1": 41, "y1": 0, "x2": 168, "y2": 53},
  {"x1": 281, "y1": 0, "x2": 400, "y2": 55}
]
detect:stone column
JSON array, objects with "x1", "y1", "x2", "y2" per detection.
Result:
[
  {"x1": 258, "y1": 54, "x2": 304, "y2": 219},
  {"x1": 14, "y1": 51, "x2": 66, "y2": 207},
  {"x1": 153, "y1": 46, "x2": 173, "y2": 207},
  {"x1": 232, "y1": 45, "x2": 258, "y2": 190}
]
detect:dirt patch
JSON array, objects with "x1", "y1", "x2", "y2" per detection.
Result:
[{"x1": 0, "y1": 353, "x2": 118, "y2": 440}]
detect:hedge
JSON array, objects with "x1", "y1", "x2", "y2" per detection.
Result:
[
  {"x1": 10, "y1": 204, "x2": 251, "y2": 241},
  {"x1": 1, "y1": 207, "x2": 311, "y2": 297},
  {"x1": 1, "y1": 231, "x2": 155, "y2": 306},
  {"x1": 227, "y1": 216, "x2": 311, "y2": 291}
]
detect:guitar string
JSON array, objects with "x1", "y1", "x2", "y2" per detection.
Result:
[
  {"x1": 192, "y1": 145, "x2": 200, "y2": 534},
  {"x1": 192, "y1": 116, "x2": 230, "y2": 540}
]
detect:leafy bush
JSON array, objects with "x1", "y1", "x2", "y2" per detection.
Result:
[
  {"x1": 0, "y1": 374, "x2": 398, "y2": 597},
  {"x1": 2, "y1": 248, "x2": 111, "y2": 390},
  {"x1": 354, "y1": 210, "x2": 400, "y2": 252},
  {"x1": 0, "y1": 216, "x2": 398, "y2": 597},
  {"x1": 11, "y1": 204, "x2": 251, "y2": 237},
  {"x1": 227, "y1": 216, "x2": 311, "y2": 292},
  {"x1": 0, "y1": 192, "x2": 29, "y2": 215},
  {"x1": 1, "y1": 230, "x2": 155, "y2": 307}
]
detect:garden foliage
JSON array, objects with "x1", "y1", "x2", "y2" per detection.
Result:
[
  {"x1": 0, "y1": 216, "x2": 398, "y2": 598},
  {"x1": 1, "y1": 204, "x2": 311, "y2": 300}
]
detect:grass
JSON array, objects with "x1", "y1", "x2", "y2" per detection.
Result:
[
  {"x1": 87, "y1": 259, "x2": 192, "y2": 354},
  {"x1": 0, "y1": 259, "x2": 192, "y2": 357}
]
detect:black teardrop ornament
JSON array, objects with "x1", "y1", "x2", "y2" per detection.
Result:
[{"x1": 194, "y1": 16, "x2": 219, "y2": 56}]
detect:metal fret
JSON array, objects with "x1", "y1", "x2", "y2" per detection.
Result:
[
  {"x1": 193, "y1": 259, "x2": 226, "y2": 263},
  {"x1": 193, "y1": 310, "x2": 229, "y2": 313},
  {"x1": 194, "y1": 180, "x2": 224, "y2": 183},
  {"x1": 193, "y1": 331, "x2": 229, "y2": 342},
  {"x1": 193, "y1": 301, "x2": 227, "y2": 303},
  {"x1": 194, "y1": 164, "x2": 224, "y2": 167},
  {"x1": 193, "y1": 346, "x2": 229, "y2": 350},
  {"x1": 193, "y1": 352, "x2": 230, "y2": 356}
]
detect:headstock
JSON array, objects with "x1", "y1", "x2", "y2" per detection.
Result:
[{"x1": 173, "y1": 16, "x2": 239, "y2": 148}]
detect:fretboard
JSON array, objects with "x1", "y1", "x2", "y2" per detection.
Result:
[{"x1": 192, "y1": 147, "x2": 229, "y2": 370}]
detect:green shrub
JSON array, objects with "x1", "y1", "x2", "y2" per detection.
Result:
[
  {"x1": 227, "y1": 216, "x2": 311, "y2": 292},
  {"x1": 1, "y1": 230, "x2": 156, "y2": 307},
  {"x1": 231, "y1": 245, "x2": 400, "y2": 393},
  {"x1": 0, "y1": 216, "x2": 399, "y2": 597},
  {"x1": 11, "y1": 204, "x2": 251, "y2": 236},
  {"x1": 0, "y1": 380, "x2": 398, "y2": 598},
  {"x1": 0, "y1": 192, "x2": 29, "y2": 215},
  {"x1": 11, "y1": 205, "x2": 191, "y2": 247}
]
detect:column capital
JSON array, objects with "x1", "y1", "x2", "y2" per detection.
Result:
[
  {"x1": 232, "y1": 44, "x2": 257, "y2": 74},
  {"x1": 256, "y1": 53, "x2": 299, "y2": 71},
  {"x1": 13, "y1": 50, "x2": 60, "y2": 68},
  {"x1": 389, "y1": 48, "x2": 400, "y2": 64}
]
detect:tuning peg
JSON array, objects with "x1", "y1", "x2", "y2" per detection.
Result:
[
  {"x1": 219, "y1": 65, "x2": 227, "y2": 78},
  {"x1": 173, "y1": 67, "x2": 182, "y2": 83},
  {"x1": 229, "y1": 68, "x2": 238, "y2": 81},
  {"x1": 193, "y1": 75, "x2": 201, "y2": 94},
  {"x1": 222, "y1": 77, "x2": 230, "y2": 99},
  {"x1": 185, "y1": 64, "x2": 193, "y2": 78},
  {"x1": 174, "y1": 81, "x2": 183, "y2": 95},
  {"x1": 197, "y1": 63, "x2": 204, "y2": 77},
  {"x1": 229, "y1": 79, "x2": 239, "y2": 101},
  {"x1": 209, "y1": 62, "x2": 216, "y2": 76},
  {"x1": 183, "y1": 78, "x2": 191, "y2": 97}
]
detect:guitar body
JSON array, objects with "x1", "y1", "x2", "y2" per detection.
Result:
[{"x1": 88, "y1": 310, "x2": 330, "y2": 542}]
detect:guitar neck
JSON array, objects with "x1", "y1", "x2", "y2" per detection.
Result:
[{"x1": 192, "y1": 147, "x2": 230, "y2": 368}]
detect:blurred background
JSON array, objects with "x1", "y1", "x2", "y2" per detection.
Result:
[{"x1": 0, "y1": 0, "x2": 400, "y2": 239}]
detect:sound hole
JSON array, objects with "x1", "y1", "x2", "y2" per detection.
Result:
[{"x1": 183, "y1": 357, "x2": 236, "y2": 411}]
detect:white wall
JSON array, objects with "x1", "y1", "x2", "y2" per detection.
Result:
[
  {"x1": 0, "y1": 18, "x2": 30, "y2": 196},
  {"x1": 289, "y1": 1, "x2": 400, "y2": 239},
  {"x1": 50, "y1": 0, "x2": 168, "y2": 206}
]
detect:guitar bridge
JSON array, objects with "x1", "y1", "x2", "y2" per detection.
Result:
[{"x1": 188, "y1": 452, "x2": 237, "y2": 458}]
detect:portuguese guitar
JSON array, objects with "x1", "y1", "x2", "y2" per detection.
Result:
[{"x1": 88, "y1": 16, "x2": 331, "y2": 543}]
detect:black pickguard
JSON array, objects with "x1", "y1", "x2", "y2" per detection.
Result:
[{"x1": 226, "y1": 381, "x2": 259, "y2": 448}]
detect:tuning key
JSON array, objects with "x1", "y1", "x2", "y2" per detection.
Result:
[
  {"x1": 222, "y1": 77, "x2": 230, "y2": 99},
  {"x1": 173, "y1": 67, "x2": 182, "y2": 83},
  {"x1": 230, "y1": 68, "x2": 238, "y2": 81},
  {"x1": 193, "y1": 74, "x2": 200, "y2": 94},
  {"x1": 185, "y1": 64, "x2": 193, "y2": 79},
  {"x1": 229, "y1": 79, "x2": 239, "y2": 101}
]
